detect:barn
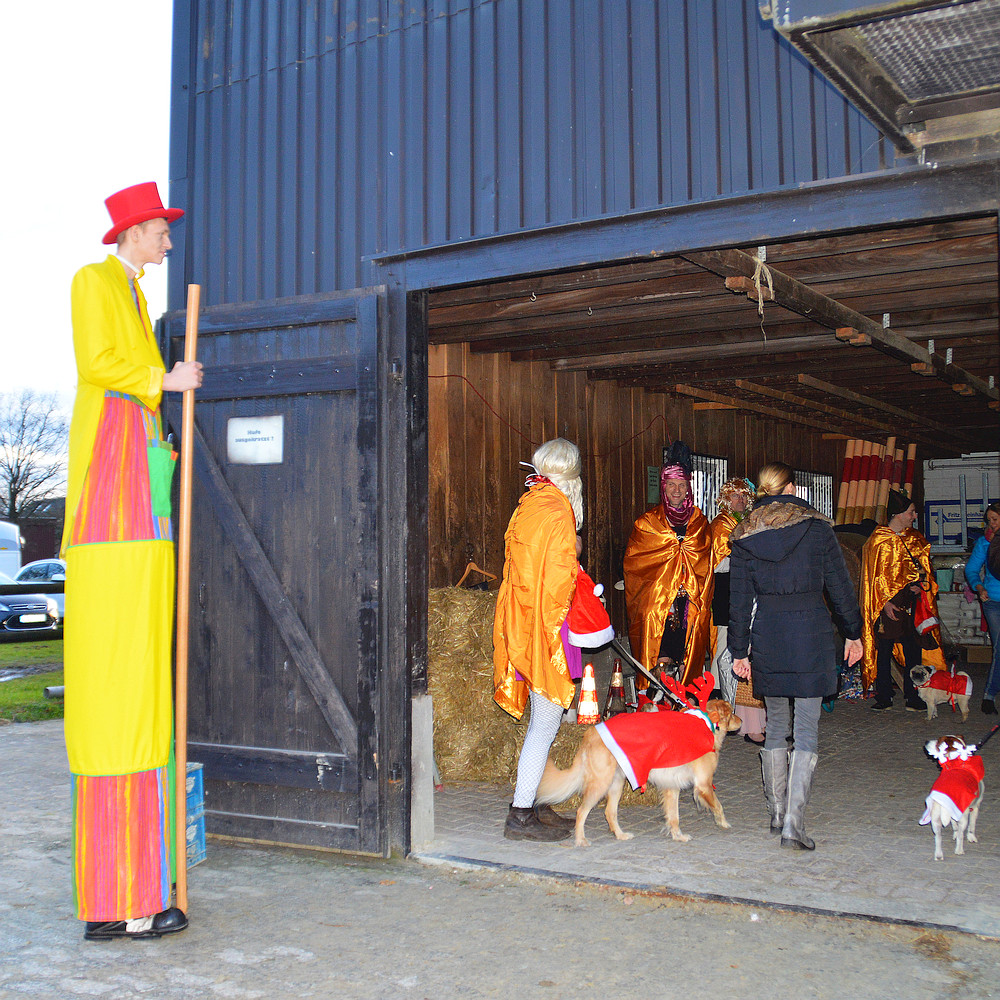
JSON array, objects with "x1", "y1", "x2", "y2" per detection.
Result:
[{"x1": 161, "y1": 0, "x2": 1000, "y2": 858}]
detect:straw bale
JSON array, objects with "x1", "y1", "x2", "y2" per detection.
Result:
[{"x1": 427, "y1": 586, "x2": 651, "y2": 807}]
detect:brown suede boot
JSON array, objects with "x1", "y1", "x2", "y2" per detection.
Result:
[
  {"x1": 533, "y1": 803, "x2": 575, "y2": 831},
  {"x1": 504, "y1": 805, "x2": 571, "y2": 841}
]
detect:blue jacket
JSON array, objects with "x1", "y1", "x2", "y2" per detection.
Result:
[{"x1": 966, "y1": 535, "x2": 1000, "y2": 602}]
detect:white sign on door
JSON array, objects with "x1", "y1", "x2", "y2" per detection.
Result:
[{"x1": 227, "y1": 415, "x2": 284, "y2": 465}]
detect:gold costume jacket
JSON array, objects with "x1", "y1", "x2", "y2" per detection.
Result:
[
  {"x1": 860, "y1": 526, "x2": 944, "y2": 688},
  {"x1": 624, "y1": 505, "x2": 713, "y2": 683}
]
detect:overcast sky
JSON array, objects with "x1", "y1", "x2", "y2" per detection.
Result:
[{"x1": 0, "y1": 2, "x2": 173, "y2": 408}]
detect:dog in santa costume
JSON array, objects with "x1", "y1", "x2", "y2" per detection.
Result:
[{"x1": 920, "y1": 735, "x2": 985, "y2": 861}]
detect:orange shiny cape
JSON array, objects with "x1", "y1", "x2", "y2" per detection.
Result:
[
  {"x1": 708, "y1": 511, "x2": 738, "y2": 658},
  {"x1": 493, "y1": 480, "x2": 579, "y2": 720},
  {"x1": 860, "y1": 526, "x2": 944, "y2": 689},
  {"x1": 623, "y1": 505, "x2": 713, "y2": 683}
]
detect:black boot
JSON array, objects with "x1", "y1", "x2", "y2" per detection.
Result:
[{"x1": 504, "y1": 805, "x2": 571, "y2": 841}]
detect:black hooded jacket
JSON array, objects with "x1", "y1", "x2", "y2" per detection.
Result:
[{"x1": 728, "y1": 495, "x2": 863, "y2": 699}]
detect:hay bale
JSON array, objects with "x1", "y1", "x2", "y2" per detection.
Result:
[{"x1": 427, "y1": 586, "x2": 652, "y2": 807}]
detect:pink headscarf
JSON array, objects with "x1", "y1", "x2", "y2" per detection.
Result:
[{"x1": 660, "y1": 464, "x2": 693, "y2": 527}]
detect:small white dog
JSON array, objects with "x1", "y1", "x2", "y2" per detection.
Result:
[
  {"x1": 919, "y1": 735, "x2": 984, "y2": 861},
  {"x1": 910, "y1": 664, "x2": 972, "y2": 722}
]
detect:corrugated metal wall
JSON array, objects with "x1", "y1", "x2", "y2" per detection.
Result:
[{"x1": 172, "y1": 0, "x2": 892, "y2": 305}]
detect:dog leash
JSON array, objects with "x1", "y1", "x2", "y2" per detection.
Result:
[
  {"x1": 609, "y1": 636, "x2": 690, "y2": 711},
  {"x1": 973, "y1": 723, "x2": 1000, "y2": 753}
]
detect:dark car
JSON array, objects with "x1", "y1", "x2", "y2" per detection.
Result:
[
  {"x1": 0, "y1": 570, "x2": 60, "y2": 636},
  {"x1": 14, "y1": 559, "x2": 66, "y2": 626}
]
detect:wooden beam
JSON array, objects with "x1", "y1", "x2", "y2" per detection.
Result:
[
  {"x1": 734, "y1": 379, "x2": 897, "y2": 435},
  {"x1": 692, "y1": 402, "x2": 737, "y2": 410},
  {"x1": 795, "y1": 373, "x2": 970, "y2": 443},
  {"x1": 671, "y1": 384, "x2": 844, "y2": 434},
  {"x1": 734, "y1": 379, "x2": 951, "y2": 450},
  {"x1": 683, "y1": 248, "x2": 998, "y2": 403}
]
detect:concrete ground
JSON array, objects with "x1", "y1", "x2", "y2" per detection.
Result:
[{"x1": 3, "y1": 685, "x2": 1000, "y2": 998}]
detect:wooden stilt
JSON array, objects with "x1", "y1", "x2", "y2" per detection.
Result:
[{"x1": 174, "y1": 284, "x2": 200, "y2": 914}]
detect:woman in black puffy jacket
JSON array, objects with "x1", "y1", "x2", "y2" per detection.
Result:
[{"x1": 729, "y1": 463, "x2": 863, "y2": 852}]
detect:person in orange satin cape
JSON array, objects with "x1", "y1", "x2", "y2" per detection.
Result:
[
  {"x1": 861, "y1": 490, "x2": 944, "y2": 707},
  {"x1": 493, "y1": 439, "x2": 583, "y2": 842},
  {"x1": 624, "y1": 441, "x2": 713, "y2": 684},
  {"x1": 493, "y1": 482, "x2": 578, "y2": 721}
]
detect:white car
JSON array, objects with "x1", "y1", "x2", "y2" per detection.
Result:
[{"x1": 13, "y1": 559, "x2": 66, "y2": 628}]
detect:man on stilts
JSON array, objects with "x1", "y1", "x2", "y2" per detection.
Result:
[{"x1": 63, "y1": 182, "x2": 203, "y2": 940}]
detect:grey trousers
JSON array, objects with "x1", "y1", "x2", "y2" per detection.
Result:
[{"x1": 762, "y1": 696, "x2": 821, "y2": 754}]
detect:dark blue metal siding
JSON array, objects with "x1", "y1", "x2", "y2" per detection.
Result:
[{"x1": 170, "y1": 0, "x2": 893, "y2": 306}]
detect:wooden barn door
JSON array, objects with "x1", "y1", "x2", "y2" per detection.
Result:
[{"x1": 163, "y1": 289, "x2": 385, "y2": 855}]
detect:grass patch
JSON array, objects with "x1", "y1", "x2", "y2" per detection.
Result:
[
  {"x1": 0, "y1": 638, "x2": 63, "y2": 668},
  {"x1": 0, "y1": 668, "x2": 64, "y2": 722}
]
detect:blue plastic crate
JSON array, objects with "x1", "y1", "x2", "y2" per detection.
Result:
[
  {"x1": 185, "y1": 762, "x2": 204, "y2": 814},
  {"x1": 186, "y1": 809, "x2": 207, "y2": 867},
  {"x1": 185, "y1": 762, "x2": 206, "y2": 867}
]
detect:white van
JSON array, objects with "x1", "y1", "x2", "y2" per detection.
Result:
[{"x1": 0, "y1": 521, "x2": 23, "y2": 577}]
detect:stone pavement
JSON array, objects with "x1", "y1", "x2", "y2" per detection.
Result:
[
  {"x1": 417, "y1": 690, "x2": 1000, "y2": 939},
  {"x1": 3, "y1": 707, "x2": 1000, "y2": 999}
]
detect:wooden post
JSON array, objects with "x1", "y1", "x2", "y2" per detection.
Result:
[
  {"x1": 875, "y1": 436, "x2": 896, "y2": 525},
  {"x1": 835, "y1": 439, "x2": 855, "y2": 524},
  {"x1": 174, "y1": 284, "x2": 200, "y2": 914}
]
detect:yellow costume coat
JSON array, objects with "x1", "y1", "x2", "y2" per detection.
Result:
[
  {"x1": 860, "y1": 526, "x2": 944, "y2": 689},
  {"x1": 63, "y1": 256, "x2": 173, "y2": 778},
  {"x1": 493, "y1": 480, "x2": 578, "y2": 720},
  {"x1": 624, "y1": 505, "x2": 713, "y2": 683}
]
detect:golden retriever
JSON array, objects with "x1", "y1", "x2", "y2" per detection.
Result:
[{"x1": 535, "y1": 699, "x2": 741, "y2": 847}]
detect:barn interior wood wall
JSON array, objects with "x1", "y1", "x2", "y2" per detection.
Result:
[{"x1": 428, "y1": 343, "x2": 845, "y2": 632}]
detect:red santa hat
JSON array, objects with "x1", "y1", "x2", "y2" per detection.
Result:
[{"x1": 568, "y1": 566, "x2": 615, "y2": 648}]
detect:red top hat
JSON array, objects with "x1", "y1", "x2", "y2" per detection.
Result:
[
  {"x1": 103, "y1": 182, "x2": 184, "y2": 245},
  {"x1": 567, "y1": 566, "x2": 615, "y2": 648}
]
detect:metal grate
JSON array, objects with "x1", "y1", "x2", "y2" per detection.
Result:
[
  {"x1": 795, "y1": 470, "x2": 834, "y2": 518},
  {"x1": 856, "y1": 0, "x2": 1000, "y2": 101},
  {"x1": 691, "y1": 454, "x2": 729, "y2": 516}
]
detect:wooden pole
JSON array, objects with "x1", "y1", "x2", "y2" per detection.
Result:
[
  {"x1": 904, "y1": 443, "x2": 917, "y2": 497},
  {"x1": 862, "y1": 444, "x2": 883, "y2": 522},
  {"x1": 875, "y1": 436, "x2": 896, "y2": 525},
  {"x1": 174, "y1": 284, "x2": 200, "y2": 914},
  {"x1": 835, "y1": 439, "x2": 855, "y2": 524}
]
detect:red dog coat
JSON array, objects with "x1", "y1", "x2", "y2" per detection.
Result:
[
  {"x1": 919, "y1": 755, "x2": 985, "y2": 826},
  {"x1": 595, "y1": 709, "x2": 715, "y2": 792},
  {"x1": 919, "y1": 670, "x2": 972, "y2": 699}
]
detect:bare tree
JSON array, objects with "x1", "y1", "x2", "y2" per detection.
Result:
[{"x1": 0, "y1": 390, "x2": 69, "y2": 522}]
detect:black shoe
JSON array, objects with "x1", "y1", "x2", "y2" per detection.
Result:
[
  {"x1": 982, "y1": 699, "x2": 998, "y2": 715},
  {"x1": 533, "y1": 803, "x2": 575, "y2": 831},
  {"x1": 504, "y1": 805, "x2": 570, "y2": 842},
  {"x1": 743, "y1": 734, "x2": 765, "y2": 746},
  {"x1": 151, "y1": 907, "x2": 188, "y2": 935},
  {"x1": 84, "y1": 908, "x2": 187, "y2": 941},
  {"x1": 905, "y1": 700, "x2": 924, "y2": 712},
  {"x1": 84, "y1": 920, "x2": 129, "y2": 941},
  {"x1": 870, "y1": 701, "x2": 892, "y2": 712}
]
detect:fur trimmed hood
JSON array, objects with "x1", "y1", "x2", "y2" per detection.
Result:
[{"x1": 730, "y1": 495, "x2": 833, "y2": 563}]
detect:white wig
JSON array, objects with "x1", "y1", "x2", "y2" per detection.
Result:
[{"x1": 532, "y1": 438, "x2": 583, "y2": 530}]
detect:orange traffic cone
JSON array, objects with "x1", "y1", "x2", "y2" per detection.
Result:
[{"x1": 577, "y1": 662, "x2": 600, "y2": 724}]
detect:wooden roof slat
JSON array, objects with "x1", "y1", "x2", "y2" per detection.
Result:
[{"x1": 681, "y1": 248, "x2": 998, "y2": 404}]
